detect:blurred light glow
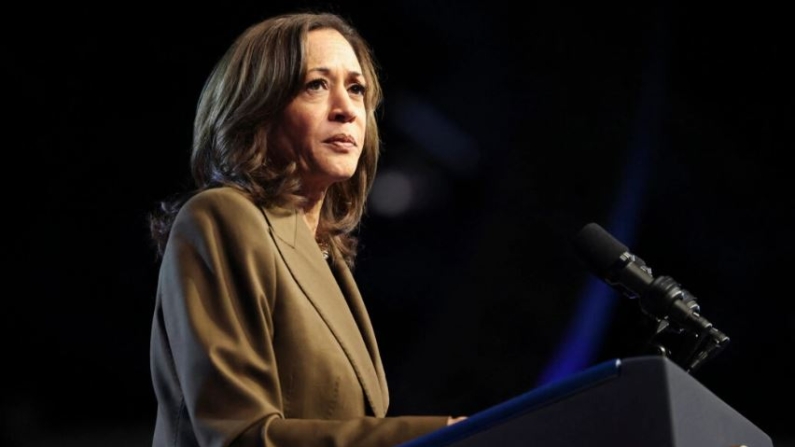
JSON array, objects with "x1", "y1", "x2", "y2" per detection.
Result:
[
  {"x1": 537, "y1": 11, "x2": 670, "y2": 385},
  {"x1": 369, "y1": 170, "x2": 415, "y2": 217},
  {"x1": 391, "y1": 90, "x2": 480, "y2": 176}
]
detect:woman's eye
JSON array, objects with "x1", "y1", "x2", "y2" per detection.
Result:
[
  {"x1": 306, "y1": 79, "x2": 327, "y2": 91},
  {"x1": 348, "y1": 84, "x2": 367, "y2": 96}
]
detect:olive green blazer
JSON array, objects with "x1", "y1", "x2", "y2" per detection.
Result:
[{"x1": 150, "y1": 187, "x2": 447, "y2": 446}]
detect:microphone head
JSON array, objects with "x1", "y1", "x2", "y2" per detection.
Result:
[{"x1": 572, "y1": 223, "x2": 629, "y2": 278}]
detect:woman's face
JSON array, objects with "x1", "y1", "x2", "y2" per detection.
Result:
[{"x1": 272, "y1": 28, "x2": 368, "y2": 196}]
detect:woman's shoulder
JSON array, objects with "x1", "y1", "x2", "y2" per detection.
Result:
[
  {"x1": 174, "y1": 186, "x2": 263, "y2": 227},
  {"x1": 177, "y1": 186, "x2": 296, "y2": 231},
  {"x1": 183, "y1": 186, "x2": 252, "y2": 208},
  {"x1": 162, "y1": 187, "x2": 283, "y2": 267}
]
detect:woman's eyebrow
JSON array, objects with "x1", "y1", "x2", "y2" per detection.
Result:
[{"x1": 307, "y1": 66, "x2": 364, "y2": 78}]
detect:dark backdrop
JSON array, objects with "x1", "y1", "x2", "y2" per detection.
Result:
[{"x1": 7, "y1": 2, "x2": 793, "y2": 446}]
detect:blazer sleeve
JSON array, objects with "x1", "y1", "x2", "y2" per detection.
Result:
[{"x1": 151, "y1": 188, "x2": 448, "y2": 447}]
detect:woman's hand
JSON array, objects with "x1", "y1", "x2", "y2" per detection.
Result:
[{"x1": 446, "y1": 416, "x2": 468, "y2": 426}]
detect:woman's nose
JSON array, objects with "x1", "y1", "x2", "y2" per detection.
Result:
[{"x1": 329, "y1": 87, "x2": 358, "y2": 123}]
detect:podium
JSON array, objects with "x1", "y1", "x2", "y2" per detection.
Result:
[{"x1": 400, "y1": 355, "x2": 772, "y2": 447}]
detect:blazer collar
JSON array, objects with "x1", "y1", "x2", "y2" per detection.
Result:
[{"x1": 263, "y1": 207, "x2": 388, "y2": 416}]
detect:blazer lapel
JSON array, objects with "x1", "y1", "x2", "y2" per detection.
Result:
[
  {"x1": 263, "y1": 207, "x2": 386, "y2": 417},
  {"x1": 331, "y1": 247, "x2": 390, "y2": 413}
]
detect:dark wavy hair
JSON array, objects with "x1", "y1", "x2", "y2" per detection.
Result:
[{"x1": 148, "y1": 12, "x2": 383, "y2": 268}]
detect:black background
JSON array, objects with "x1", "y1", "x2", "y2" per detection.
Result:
[{"x1": 7, "y1": 2, "x2": 793, "y2": 446}]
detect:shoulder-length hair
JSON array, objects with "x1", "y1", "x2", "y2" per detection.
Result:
[{"x1": 149, "y1": 12, "x2": 383, "y2": 268}]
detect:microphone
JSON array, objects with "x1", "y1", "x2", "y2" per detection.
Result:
[{"x1": 572, "y1": 222, "x2": 713, "y2": 336}]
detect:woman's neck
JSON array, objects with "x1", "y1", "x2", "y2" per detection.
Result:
[{"x1": 300, "y1": 190, "x2": 325, "y2": 237}]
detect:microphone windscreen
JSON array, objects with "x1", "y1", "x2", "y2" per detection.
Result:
[{"x1": 573, "y1": 223, "x2": 628, "y2": 277}]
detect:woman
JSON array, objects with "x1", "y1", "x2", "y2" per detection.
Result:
[{"x1": 148, "y1": 11, "x2": 463, "y2": 447}]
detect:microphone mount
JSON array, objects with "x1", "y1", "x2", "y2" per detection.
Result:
[{"x1": 637, "y1": 275, "x2": 730, "y2": 373}]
